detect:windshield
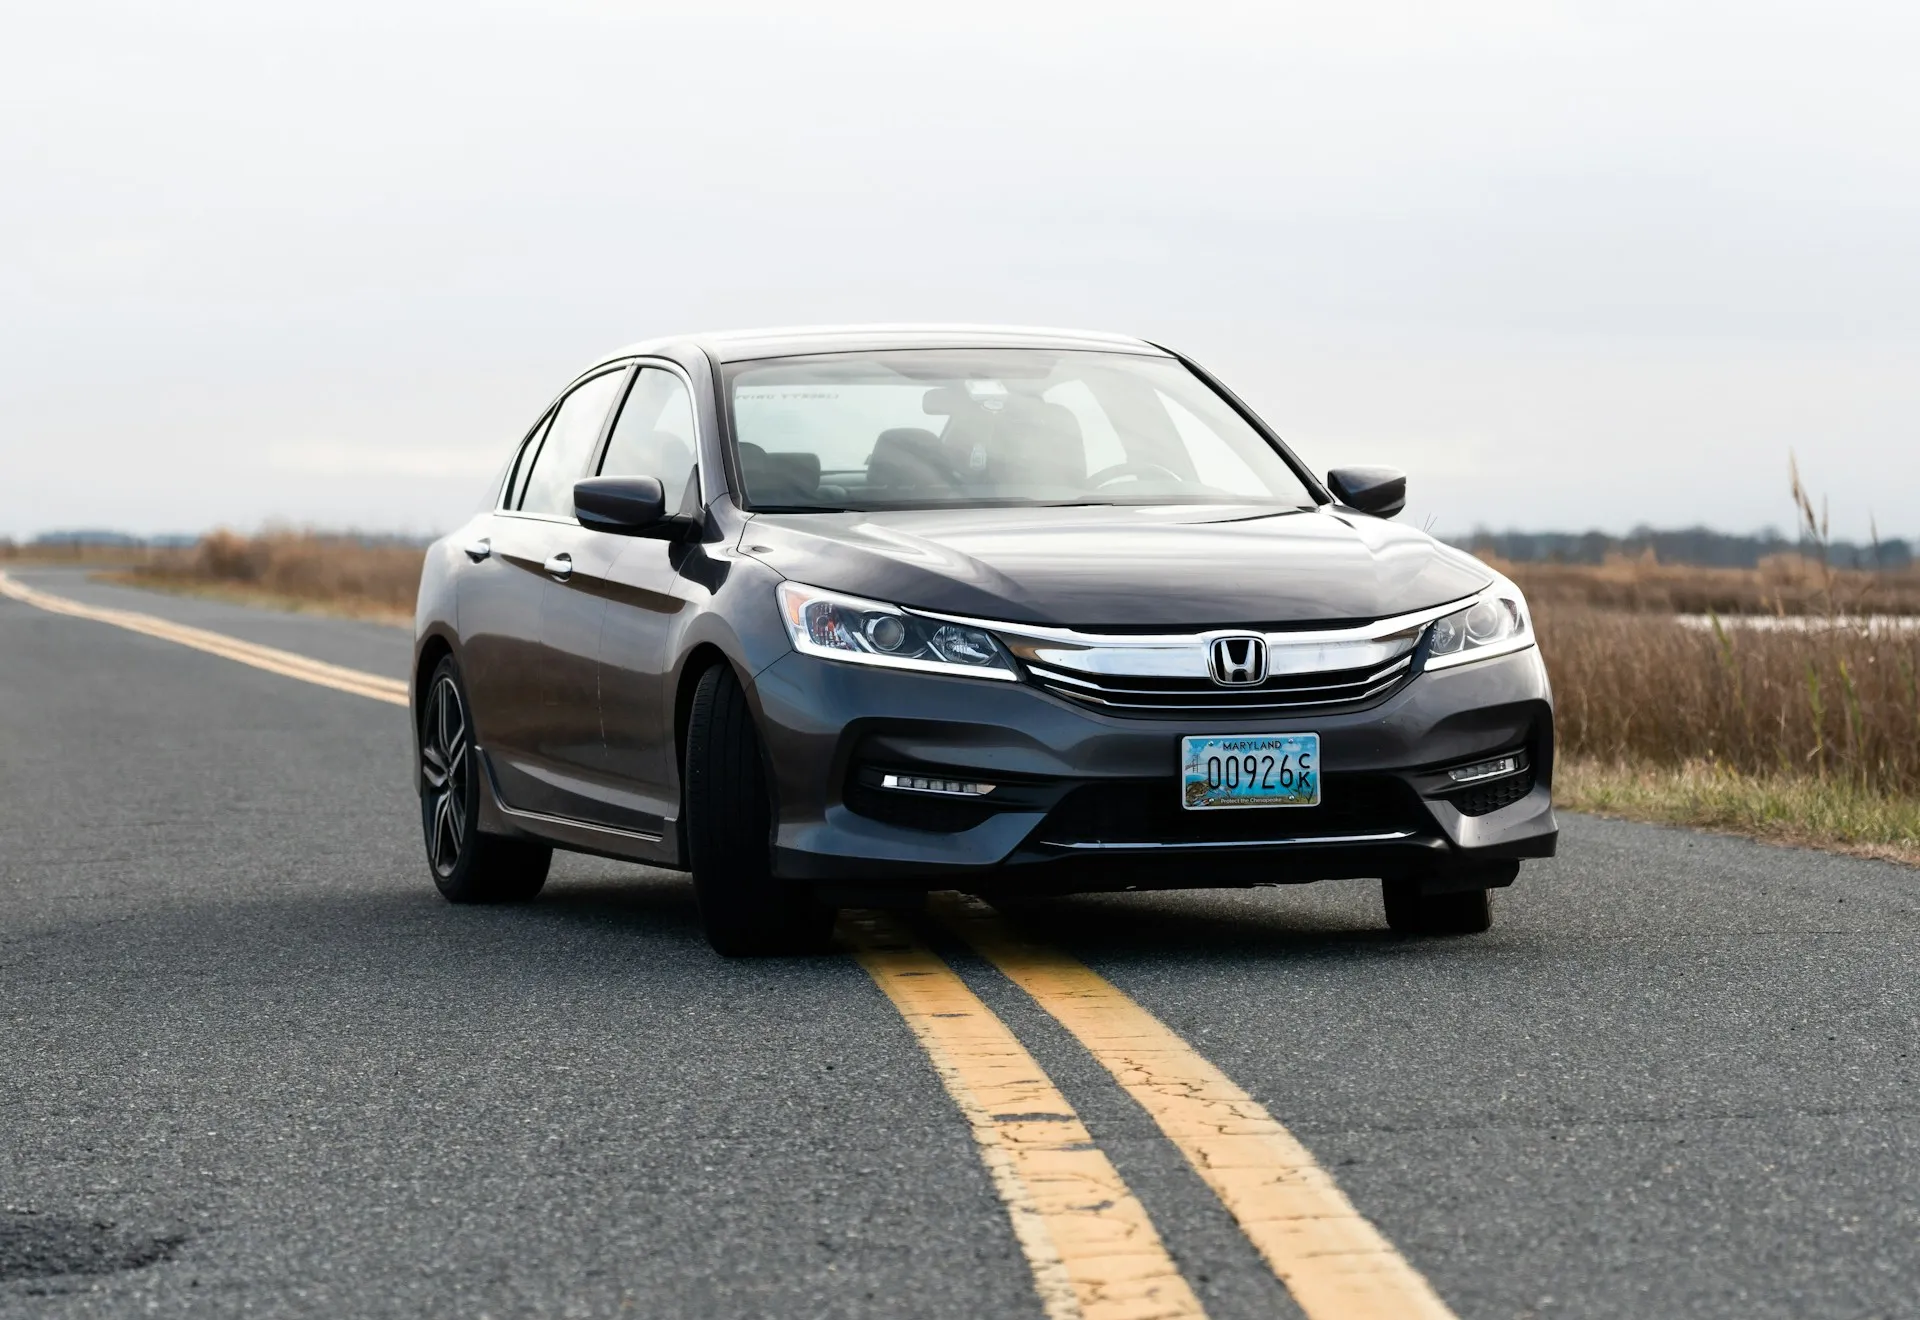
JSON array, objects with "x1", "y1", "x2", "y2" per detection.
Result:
[{"x1": 723, "y1": 349, "x2": 1319, "y2": 512}]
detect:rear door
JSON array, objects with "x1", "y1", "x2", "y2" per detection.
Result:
[{"x1": 459, "y1": 364, "x2": 631, "y2": 818}]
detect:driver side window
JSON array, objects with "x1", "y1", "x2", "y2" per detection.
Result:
[
  {"x1": 600, "y1": 367, "x2": 698, "y2": 515},
  {"x1": 517, "y1": 368, "x2": 629, "y2": 517}
]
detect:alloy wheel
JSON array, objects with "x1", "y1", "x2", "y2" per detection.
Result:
[{"x1": 420, "y1": 673, "x2": 470, "y2": 878}]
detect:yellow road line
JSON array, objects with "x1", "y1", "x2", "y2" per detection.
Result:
[
  {"x1": 841, "y1": 910, "x2": 1208, "y2": 1320},
  {"x1": 0, "y1": 572, "x2": 409, "y2": 706},
  {"x1": 936, "y1": 893, "x2": 1459, "y2": 1320}
]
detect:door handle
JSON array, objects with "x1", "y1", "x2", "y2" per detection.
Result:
[
  {"x1": 543, "y1": 552, "x2": 574, "y2": 581},
  {"x1": 463, "y1": 536, "x2": 492, "y2": 562}
]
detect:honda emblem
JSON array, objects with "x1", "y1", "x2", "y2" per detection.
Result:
[{"x1": 1208, "y1": 635, "x2": 1268, "y2": 686}]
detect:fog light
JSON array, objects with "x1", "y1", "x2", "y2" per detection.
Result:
[
  {"x1": 1448, "y1": 755, "x2": 1521, "y2": 784},
  {"x1": 880, "y1": 774, "x2": 996, "y2": 797}
]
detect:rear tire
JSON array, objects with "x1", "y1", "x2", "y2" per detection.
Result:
[
  {"x1": 419, "y1": 656, "x2": 551, "y2": 904},
  {"x1": 684, "y1": 663, "x2": 836, "y2": 956},
  {"x1": 1382, "y1": 880, "x2": 1493, "y2": 935}
]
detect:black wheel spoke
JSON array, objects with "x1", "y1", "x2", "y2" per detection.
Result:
[
  {"x1": 428, "y1": 792, "x2": 449, "y2": 870},
  {"x1": 421, "y1": 673, "x2": 471, "y2": 879}
]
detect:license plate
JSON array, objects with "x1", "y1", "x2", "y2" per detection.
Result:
[{"x1": 1181, "y1": 733, "x2": 1320, "y2": 810}]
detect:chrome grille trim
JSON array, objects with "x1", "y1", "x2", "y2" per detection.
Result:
[
  {"x1": 900, "y1": 594, "x2": 1483, "y2": 717},
  {"x1": 1019, "y1": 639, "x2": 1421, "y2": 715},
  {"x1": 909, "y1": 595, "x2": 1476, "y2": 646},
  {"x1": 1025, "y1": 653, "x2": 1413, "y2": 701}
]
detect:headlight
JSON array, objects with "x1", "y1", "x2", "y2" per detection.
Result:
[
  {"x1": 1423, "y1": 579, "x2": 1534, "y2": 670},
  {"x1": 776, "y1": 582, "x2": 1018, "y2": 680}
]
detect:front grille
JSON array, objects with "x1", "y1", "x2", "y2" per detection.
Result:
[
  {"x1": 1024, "y1": 653, "x2": 1415, "y2": 718},
  {"x1": 1446, "y1": 766, "x2": 1536, "y2": 816},
  {"x1": 1033, "y1": 775, "x2": 1428, "y2": 848}
]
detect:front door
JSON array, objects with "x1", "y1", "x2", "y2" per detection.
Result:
[{"x1": 592, "y1": 364, "x2": 704, "y2": 838}]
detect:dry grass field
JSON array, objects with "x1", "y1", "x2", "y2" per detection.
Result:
[
  {"x1": 10, "y1": 529, "x2": 1917, "y2": 862},
  {"x1": 92, "y1": 530, "x2": 425, "y2": 626},
  {"x1": 1494, "y1": 550, "x2": 1920, "y2": 861}
]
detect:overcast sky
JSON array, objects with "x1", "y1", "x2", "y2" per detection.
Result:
[{"x1": 4, "y1": 0, "x2": 1917, "y2": 541}]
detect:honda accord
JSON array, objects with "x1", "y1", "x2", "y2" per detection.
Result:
[{"x1": 411, "y1": 326, "x2": 1555, "y2": 953}]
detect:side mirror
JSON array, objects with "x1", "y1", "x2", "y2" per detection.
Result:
[
  {"x1": 1326, "y1": 466, "x2": 1407, "y2": 519},
  {"x1": 574, "y1": 476, "x2": 667, "y2": 535}
]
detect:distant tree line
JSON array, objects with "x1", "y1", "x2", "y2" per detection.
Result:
[
  {"x1": 1455, "y1": 525, "x2": 1913, "y2": 571},
  {"x1": 14, "y1": 530, "x2": 200, "y2": 549},
  {"x1": 4, "y1": 529, "x2": 429, "y2": 551}
]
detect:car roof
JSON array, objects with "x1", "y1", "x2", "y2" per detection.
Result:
[{"x1": 594, "y1": 323, "x2": 1172, "y2": 369}]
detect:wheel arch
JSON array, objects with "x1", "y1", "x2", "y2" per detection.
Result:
[
  {"x1": 413, "y1": 634, "x2": 455, "y2": 706},
  {"x1": 673, "y1": 642, "x2": 740, "y2": 783},
  {"x1": 410, "y1": 633, "x2": 457, "y2": 794}
]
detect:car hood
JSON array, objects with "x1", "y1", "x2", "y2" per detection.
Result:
[{"x1": 737, "y1": 504, "x2": 1493, "y2": 629}]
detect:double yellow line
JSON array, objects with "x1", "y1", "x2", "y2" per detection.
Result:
[
  {"x1": 3, "y1": 570, "x2": 1458, "y2": 1320},
  {"x1": 850, "y1": 901, "x2": 1455, "y2": 1320}
]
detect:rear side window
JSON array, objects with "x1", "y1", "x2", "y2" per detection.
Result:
[
  {"x1": 600, "y1": 367, "x2": 698, "y2": 515},
  {"x1": 504, "y1": 413, "x2": 554, "y2": 510},
  {"x1": 516, "y1": 369, "x2": 629, "y2": 516}
]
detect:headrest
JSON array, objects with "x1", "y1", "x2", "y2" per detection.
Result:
[
  {"x1": 769, "y1": 451, "x2": 821, "y2": 489},
  {"x1": 737, "y1": 441, "x2": 819, "y2": 502},
  {"x1": 874, "y1": 427, "x2": 944, "y2": 455},
  {"x1": 868, "y1": 428, "x2": 953, "y2": 490}
]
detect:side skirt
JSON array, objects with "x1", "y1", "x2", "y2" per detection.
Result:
[{"x1": 476, "y1": 748, "x2": 685, "y2": 869}]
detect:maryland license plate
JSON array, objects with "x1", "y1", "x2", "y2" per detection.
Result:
[{"x1": 1180, "y1": 733, "x2": 1320, "y2": 810}]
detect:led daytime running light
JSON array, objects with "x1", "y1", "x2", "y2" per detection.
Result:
[{"x1": 1424, "y1": 580, "x2": 1534, "y2": 670}]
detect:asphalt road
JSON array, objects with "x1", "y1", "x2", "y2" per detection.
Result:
[{"x1": 3, "y1": 566, "x2": 1917, "y2": 1319}]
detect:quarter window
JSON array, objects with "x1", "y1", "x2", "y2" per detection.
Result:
[
  {"x1": 516, "y1": 369, "x2": 629, "y2": 517},
  {"x1": 504, "y1": 413, "x2": 554, "y2": 510},
  {"x1": 600, "y1": 367, "x2": 698, "y2": 515}
]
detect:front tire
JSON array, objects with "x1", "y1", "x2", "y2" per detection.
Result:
[
  {"x1": 419, "y1": 656, "x2": 551, "y2": 903},
  {"x1": 1382, "y1": 881, "x2": 1494, "y2": 935},
  {"x1": 683, "y1": 664, "x2": 835, "y2": 956}
]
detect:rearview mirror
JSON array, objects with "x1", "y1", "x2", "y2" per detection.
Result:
[
  {"x1": 1325, "y1": 466, "x2": 1407, "y2": 519},
  {"x1": 574, "y1": 476, "x2": 667, "y2": 535}
]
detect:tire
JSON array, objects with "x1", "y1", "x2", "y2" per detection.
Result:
[
  {"x1": 683, "y1": 663, "x2": 835, "y2": 956},
  {"x1": 418, "y1": 656, "x2": 551, "y2": 903},
  {"x1": 1381, "y1": 880, "x2": 1494, "y2": 936}
]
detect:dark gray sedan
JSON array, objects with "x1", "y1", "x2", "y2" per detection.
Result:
[{"x1": 412, "y1": 325, "x2": 1555, "y2": 953}]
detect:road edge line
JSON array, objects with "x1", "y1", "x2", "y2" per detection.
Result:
[{"x1": 0, "y1": 572, "x2": 409, "y2": 706}]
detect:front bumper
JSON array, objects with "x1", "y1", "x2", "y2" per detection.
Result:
[{"x1": 750, "y1": 644, "x2": 1556, "y2": 891}]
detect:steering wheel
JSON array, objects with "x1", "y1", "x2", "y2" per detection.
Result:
[{"x1": 1086, "y1": 461, "x2": 1185, "y2": 489}]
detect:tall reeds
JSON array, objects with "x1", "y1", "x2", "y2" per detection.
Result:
[
  {"x1": 1539, "y1": 605, "x2": 1920, "y2": 796},
  {"x1": 1539, "y1": 461, "x2": 1920, "y2": 798}
]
